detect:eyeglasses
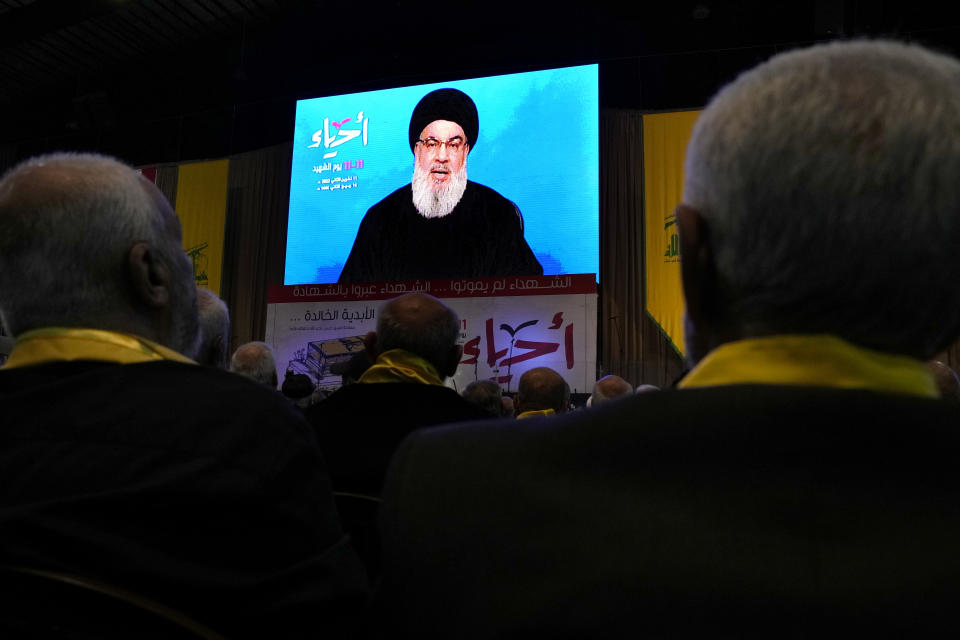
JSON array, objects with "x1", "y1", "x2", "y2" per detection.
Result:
[{"x1": 417, "y1": 136, "x2": 466, "y2": 153}]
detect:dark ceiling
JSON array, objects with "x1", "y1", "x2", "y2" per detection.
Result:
[{"x1": 2, "y1": 0, "x2": 959, "y2": 167}]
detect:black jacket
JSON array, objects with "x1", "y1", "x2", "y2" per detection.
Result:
[
  {"x1": 0, "y1": 359, "x2": 367, "y2": 638},
  {"x1": 339, "y1": 181, "x2": 542, "y2": 282},
  {"x1": 375, "y1": 385, "x2": 960, "y2": 637}
]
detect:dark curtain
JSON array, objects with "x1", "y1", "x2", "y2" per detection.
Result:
[
  {"x1": 221, "y1": 142, "x2": 292, "y2": 353},
  {"x1": 599, "y1": 109, "x2": 684, "y2": 389}
]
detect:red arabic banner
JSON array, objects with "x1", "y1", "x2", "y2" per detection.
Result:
[
  {"x1": 265, "y1": 276, "x2": 598, "y2": 395},
  {"x1": 268, "y1": 273, "x2": 596, "y2": 303}
]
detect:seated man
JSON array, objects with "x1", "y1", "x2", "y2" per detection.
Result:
[
  {"x1": 304, "y1": 292, "x2": 488, "y2": 495},
  {"x1": 588, "y1": 374, "x2": 633, "y2": 406},
  {"x1": 513, "y1": 367, "x2": 569, "y2": 418},
  {"x1": 230, "y1": 340, "x2": 279, "y2": 389},
  {"x1": 461, "y1": 380, "x2": 506, "y2": 418},
  {"x1": 0, "y1": 153, "x2": 366, "y2": 638},
  {"x1": 374, "y1": 41, "x2": 960, "y2": 636}
]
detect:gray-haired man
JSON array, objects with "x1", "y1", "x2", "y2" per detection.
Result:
[
  {"x1": 0, "y1": 153, "x2": 365, "y2": 637},
  {"x1": 374, "y1": 41, "x2": 960, "y2": 636}
]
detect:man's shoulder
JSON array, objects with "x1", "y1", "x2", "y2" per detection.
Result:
[
  {"x1": 396, "y1": 383, "x2": 960, "y2": 464},
  {"x1": 366, "y1": 184, "x2": 413, "y2": 214},
  {"x1": 2, "y1": 359, "x2": 316, "y2": 449},
  {"x1": 139, "y1": 361, "x2": 316, "y2": 434},
  {"x1": 458, "y1": 181, "x2": 523, "y2": 227},
  {"x1": 376, "y1": 385, "x2": 960, "y2": 636},
  {"x1": 464, "y1": 181, "x2": 514, "y2": 207}
]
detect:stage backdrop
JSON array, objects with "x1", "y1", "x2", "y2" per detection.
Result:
[
  {"x1": 643, "y1": 110, "x2": 701, "y2": 357},
  {"x1": 265, "y1": 274, "x2": 597, "y2": 395},
  {"x1": 285, "y1": 65, "x2": 599, "y2": 285}
]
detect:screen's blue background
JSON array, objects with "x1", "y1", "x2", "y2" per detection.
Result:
[{"x1": 285, "y1": 65, "x2": 599, "y2": 284}]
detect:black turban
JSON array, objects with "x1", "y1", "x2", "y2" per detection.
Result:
[{"x1": 408, "y1": 88, "x2": 479, "y2": 153}]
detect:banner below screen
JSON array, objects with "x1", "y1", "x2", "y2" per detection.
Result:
[{"x1": 266, "y1": 274, "x2": 598, "y2": 395}]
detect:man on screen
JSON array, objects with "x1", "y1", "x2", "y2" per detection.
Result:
[{"x1": 338, "y1": 88, "x2": 543, "y2": 283}]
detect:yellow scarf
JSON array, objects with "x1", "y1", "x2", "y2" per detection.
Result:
[
  {"x1": 678, "y1": 334, "x2": 936, "y2": 397},
  {"x1": 1, "y1": 327, "x2": 196, "y2": 369},
  {"x1": 358, "y1": 349, "x2": 444, "y2": 385},
  {"x1": 516, "y1": 408, "x2": 556, "y2": 419}
]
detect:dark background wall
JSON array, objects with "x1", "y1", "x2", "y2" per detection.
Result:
[{"x1": 3, "y1": 0, "x2": 960, "y2": 168}]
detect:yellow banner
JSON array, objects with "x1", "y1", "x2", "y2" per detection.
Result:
[
  {"x1": 643, "y1": 111, "x2": 701, "y2": 357},
  {"x1": 174, "y1": 159, "x2": 230, "y2": 295}
]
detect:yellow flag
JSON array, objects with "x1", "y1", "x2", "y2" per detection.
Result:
[
  {"x1": 643, "y1": 111, "x2": 701, "y2": 357},
  {"x1": 174, "y1": 159, "x2": 230, "y2": 295}
]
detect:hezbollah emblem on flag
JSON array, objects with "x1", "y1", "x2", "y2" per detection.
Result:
[
  {"x1": 664, "y1": 212, "x2": 679, "y2": 263},
  {"x1": 187, "y1": 242, "x2": 210, "y2": 288}
]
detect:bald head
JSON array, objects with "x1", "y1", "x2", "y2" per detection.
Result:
[
  {"x1": 230, "y1": 341, "x2": 278, "y2": 389},
  {"x1": 516, "y1": 367, "x2": 569, "y2": 414},
  {"x1": 0, "y1": 153, "x2": 198, "y2": 356},
  {"x1": 591, "y1": 375, "x2": 633, "y2": 406},
  {"x1": 375, "y1": 293, "x2": 461, "y2": 378}
]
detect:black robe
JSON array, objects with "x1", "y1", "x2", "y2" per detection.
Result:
[{"x1": 339, "y1": 181, "x2": 543, "y2": 282}]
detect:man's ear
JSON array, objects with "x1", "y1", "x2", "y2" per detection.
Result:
[
  {"x1": 676, "y1": 204, "x2": 720, "y2": 363},
  {"x1": 127, "y1": 242, "x2": 171, "y2": 308}
]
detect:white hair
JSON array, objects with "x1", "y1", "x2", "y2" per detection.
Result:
[
  {"x1": 411, "y1": 160, "x2": 468, "y2": 218},
  {"x1": 683, "y1": 40, "x2": 960, "y2": 359},
  {"x1": 0, "y1": 153, "x2": 195, "y2": 351}
]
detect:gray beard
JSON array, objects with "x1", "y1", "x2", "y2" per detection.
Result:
[{"x1": 411, "y1": 163, "x2": 468, "y2": 219}]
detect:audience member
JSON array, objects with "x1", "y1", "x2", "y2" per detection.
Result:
[
  {"x1": 927, "y1": 360, "x2": 960, "y2": 401},
  {"x1": 229, "y1": 340, "x2": 278, "y2": 389},
  {"x1": 282, "y1": 369, "x2": 328, "y2": 409},
  {"x1": 194, "y1": 288, "x2": 230, "y2": 369},
  {"x1": 462, "y1": 380, "x2": 505, "y2": 417},
  {"x1": 514, "y1": 367, "x2": 569, "y2": 418},
  {"x1": 304, "y1": 292, "x2": 488, "y2": 495},
  {"x1": 501, "y1": 394, "x2": 515, "y2": 418},
  {"x1": 588, "y1": 374, "x2": 633, "y2": 406},
  {"x1": 634, "y1": 383, "x2": 661, "y2": 394},
  {"x1": 0, "y1": 153, "x2": 366, "y2": 638},
  {"x1": 374, "y1": 41, "x2": 960, "y2": 636}
]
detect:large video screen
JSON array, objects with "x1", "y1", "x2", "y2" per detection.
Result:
[{"x1": 284, "y1": 64, "x2": 599, "y2": 285}]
